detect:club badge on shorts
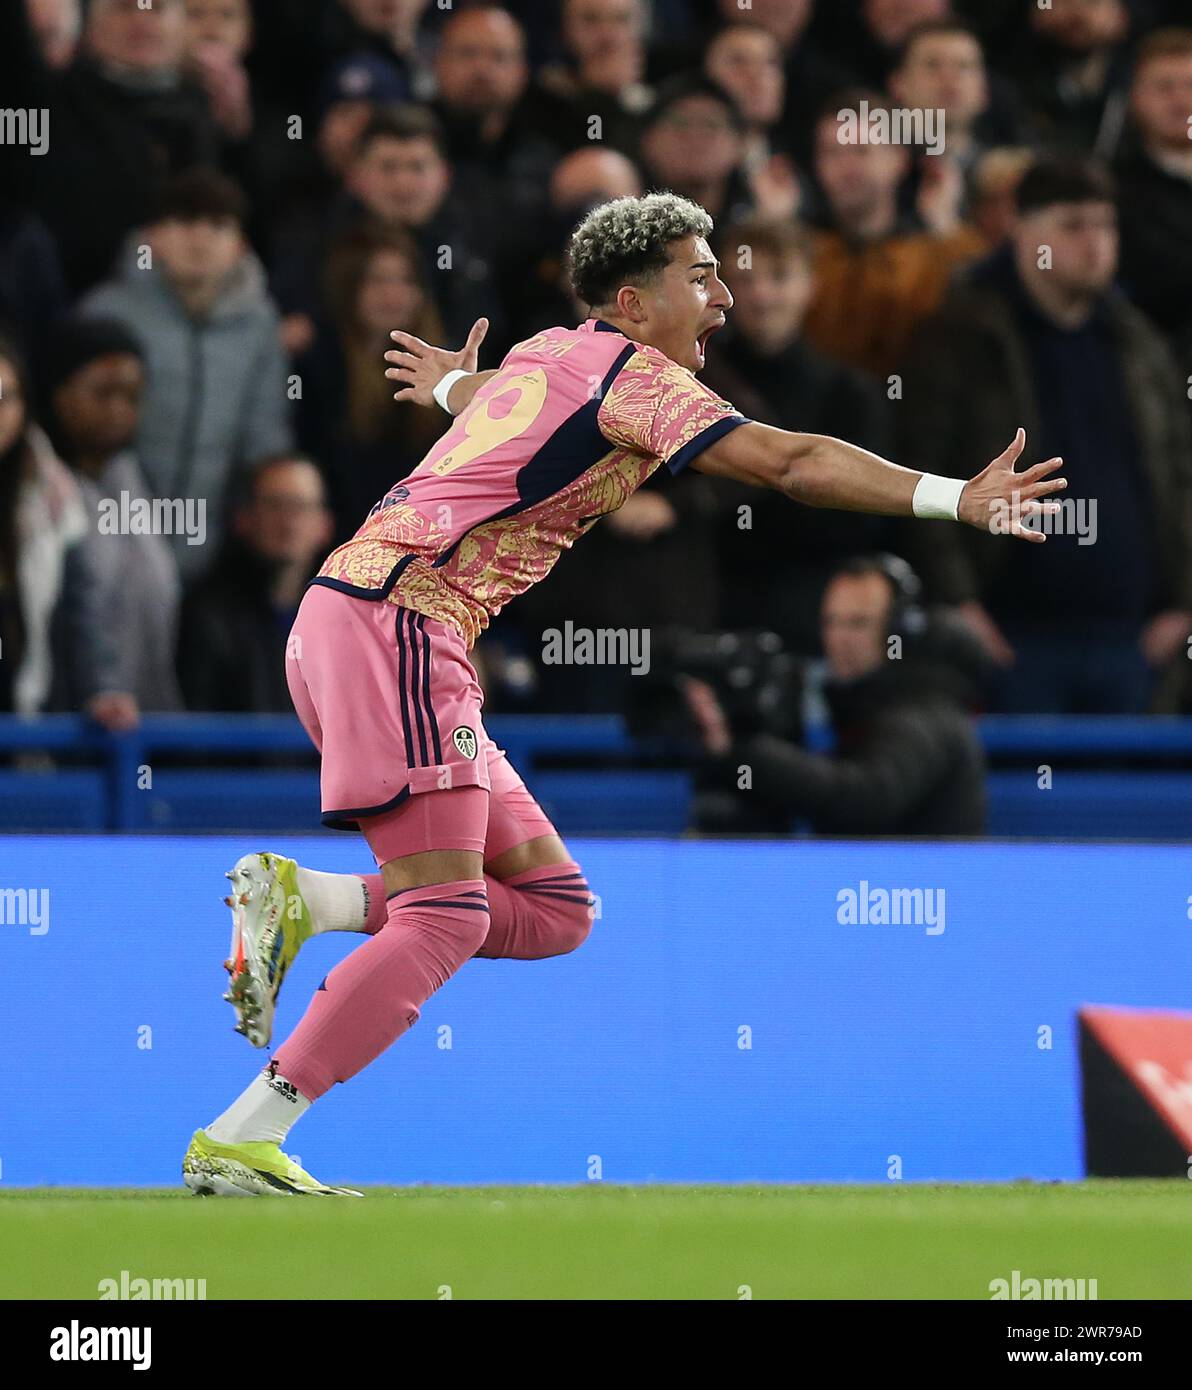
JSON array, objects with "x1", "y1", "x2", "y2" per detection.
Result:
[{"x1": 452, "y1": 726, "x2": 478, "y2": 760}]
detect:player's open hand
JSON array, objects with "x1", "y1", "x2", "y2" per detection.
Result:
[
  {"x1": 383, "y1": 317, "x2": 489, "y2": 407},
  {"x1": 957, "y1": 428, "x2": 1066, "y2": 543}
]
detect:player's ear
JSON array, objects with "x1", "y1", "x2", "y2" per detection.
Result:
[{"x1": 615, "y1": 283, "x2": 647, "y2": 325}]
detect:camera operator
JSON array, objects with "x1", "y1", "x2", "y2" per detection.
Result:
[{"x1": 684, "y1": 555, "x2": 988, "y2": 837}]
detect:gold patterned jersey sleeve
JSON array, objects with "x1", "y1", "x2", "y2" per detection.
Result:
[{"x1": 595, "y1": 346, "x2": 750, "y2": 473}]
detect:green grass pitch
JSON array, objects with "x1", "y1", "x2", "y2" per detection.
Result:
[{"x1": 2, "y1": 1181, "x2": 1188, "y2": 1300}]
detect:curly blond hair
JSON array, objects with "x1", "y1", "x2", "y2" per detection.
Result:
[{"x1": 566, "y1": 192, "x2": 713, "y2": 309}]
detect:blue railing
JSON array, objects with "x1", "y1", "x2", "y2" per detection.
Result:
[{"x1": 0, "y1": 714, "x2": 1190, "y2": 837}]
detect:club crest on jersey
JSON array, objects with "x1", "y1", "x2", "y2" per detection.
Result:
[{"x1": 452, "y1": 726, "x2": 478, "y2": 760}]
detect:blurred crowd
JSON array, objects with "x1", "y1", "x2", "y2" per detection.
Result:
[{"x1": 2, "y1": 0, "x2": 1192, "y2": 737}]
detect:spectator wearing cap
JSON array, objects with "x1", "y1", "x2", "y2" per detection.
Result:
[
  {"x1": 38, "y1": 317, "x2": 183, "y2": 711},
  {"x1": 0, "y1": 334, "x2": 137, "y2": 729},
  {"x1": 82, "y1": 170, "x2": 293, "y2": 586},
  {"x1": 1115, "y1": 28, "x2": 1192, "y2": 373},
  {"x1": 899, "y1": 155, "x2": 1192, "y2": 713},
  {"x1": 802, "y1": 90, "x2": 986, "y2": 377},
  {"x1": 526, "y1": 0, "x2": 655, "y2": 156},
  {"x1": 639, "y1": 75, "x2": 757, "y2": 227},
  {"x1": 701, "y1": 216, "x2": 897, "y2": 654},
  {"x1": 260, "y1": 53, "x2": 416, "y2": 346},
  {"x1": 327, "y1": 0, "x2": 435, "y2": 99},
  {"x1": 0, "y1": 0, "x2": 218, "y2": 295}
]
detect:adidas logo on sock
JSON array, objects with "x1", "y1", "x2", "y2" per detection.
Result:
[{"x1": 267, "y1": 1077, "x2": 301, "y2": 1104}]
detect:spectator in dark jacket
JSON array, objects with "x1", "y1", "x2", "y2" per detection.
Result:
[
  {"x1": 686, "y1": 556, "x2": 988, "y2": 836},
  {"x1": 431, "y1": 5, "x2": 560, "y2": 240},
  {"x1": 1115, "y1": 27, "x2": 1192, "y2": 373},
  {"x1": 178, "y1": 454, "x2": 332, "y2": 711},
  {"x1": 271, "y1": 106, "x2": 509, "y2": 362},
  {"x1": 0, "y1": 0, "x2": 218, "y2": 295},
  {"x1": 701, "y1": 216, "x2": 896, "y2": 652},
  {"x1": 638, "y1": 75, "x2": 758, "y2": 229},
  {"x1": 1017, "y1": 0, "x2": 1135, "y2": 157},
  {"x1": 898, "y1": 155, "x2": 1192, "y2": 713}
]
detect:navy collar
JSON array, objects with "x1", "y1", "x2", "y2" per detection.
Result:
[{"x1": 590, "y1": 318, "x2": 622, "y2": 334}]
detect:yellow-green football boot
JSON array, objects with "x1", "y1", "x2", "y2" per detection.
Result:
[
  {"x1": 183, "y1": 1129, "x2": 361, "y2": 1197},
  {"x1": 222, "y1": 852, "x2": 313, "y2": 1048}
]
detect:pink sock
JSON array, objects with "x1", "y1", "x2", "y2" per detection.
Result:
[
  {"x1": 476, "y1": 862, "x2": 594, "y2": 960},
  {"x1": 271, "y1": 878, "x2": 489, "y2": 1100}
]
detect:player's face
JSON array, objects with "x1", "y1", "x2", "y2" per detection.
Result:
[
  {"x1": 52, "y1": 354, "x2": 144, "y2": 459},
  {"x1": 821, "y1": 574, "x2": 892, "y2": 683},
  {"x1": 1131, "y1": 55, "x2": 1192, "y2": 151},
  {"x1": 638, "y1": 236, "x2": 732, "y2": 372}
]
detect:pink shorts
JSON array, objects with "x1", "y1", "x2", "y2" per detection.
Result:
[{"x1": 287, "y1": 583, "x2": 556, "y2": 862}]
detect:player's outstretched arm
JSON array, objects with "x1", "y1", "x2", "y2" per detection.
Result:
[
  {"x1": 692, "y1": 422, "x2": 1065, "y2": 540},
  {"x1": 383, "y1": 317, "x2": 496, "y2": 413}
]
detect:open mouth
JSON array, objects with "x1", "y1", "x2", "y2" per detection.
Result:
[{"x1": 694, "y1": 319, "x2": 725, "y2": 365}]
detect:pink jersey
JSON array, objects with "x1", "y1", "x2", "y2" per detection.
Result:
[{"x1": 313, "y1": 319, "x2": 750, "y2": 646}]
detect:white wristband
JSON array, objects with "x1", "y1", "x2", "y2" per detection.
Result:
[
  {"x1": 912, "y1": 473, "x2": 965, "y2": 521},
  {"x1": 432, "y1": 368, "x2": 472, "y2": 415}
]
